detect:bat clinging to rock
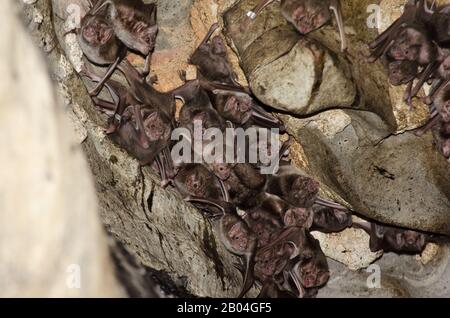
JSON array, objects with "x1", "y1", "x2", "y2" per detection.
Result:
[
  {"x1": 190, "y1": 23, "x2": 243, "y2": 87},
  {"x1": 92, "y1": 0, "x2": 158, "y2": 76},
  {"x1": 77, "y1": 3, "x2": 126, "y2": 96},
  {"x1": 310, "y1": 205, "x2": 353, "y2": 233},
  {"x1": 174, "y1": 164, "x2": 228, "y2": 205},
  {"x1": 241, "y1": 0, "x2": 348, "y2": 52},
  {"x1": 354, "y1": 221, "x2": 433, "y2": 254},
  {"x1": 264, "y1": 165, "x2": 320, "y2": 208},
  {"x1": 185, "y1": 197, "x2": 257, "y2": 298}
]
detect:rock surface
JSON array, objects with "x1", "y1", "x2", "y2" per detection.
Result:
[
  {"x1": 311, "y1": 226, "x2": 383, "y2": 271},
  {"x1": 0, "y1": 0, "x2": 123, "y2": 297},
  {"x1": 320, "y1": 243, "x2": 450, "y2": 298},
  {"x1": 284, "y1": 109, "x2": 450, "y2": 235},
  {"x1": 19, "y1": 0, "x2": 450, "y2": 297},
  {"x1": 223, "y1": 0, "x2": 357, "y2": 116}
]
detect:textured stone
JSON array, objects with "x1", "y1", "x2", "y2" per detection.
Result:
[
  {"x1": 223, "y1": 0, "x2": 356, "y2": 116},
  {"x1": 287, "y1": 109, "x2": 450, "y2": 235},
  {"x1": 1, "y1": 0, "x2": 123, "y2": 297},
  {"x1": 312, "y1": 227, "x2": 383, "y2": 271}
]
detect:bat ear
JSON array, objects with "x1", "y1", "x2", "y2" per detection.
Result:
[
  {"x1": 224, "y1": 97, "x2": 236, "y2": 112},
  {"x1": 396, "y1": 233, "x2": 404, "y2": 247},
  {"x1": 373, "y1": 224, "x2": 386, "y2": 238},
  {"x1": 305, "y1": 209, "x2": 314, "y2": 229}
]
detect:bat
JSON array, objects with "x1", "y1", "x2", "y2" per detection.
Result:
[
  {"x1": 190, "y1": 23, "x2": 243, "y2": 87},
  {"x1": 91, "y1": 0, "x2": 158, "y2": 76},
  {"x1": 77, "y1": 2, "x2": 126, "y2": 96},
  {"x1": 240, "y1": 0, "x2": 348, "y2": 52},
  {"x1": 310, "y1": 205, "x2": 353, "y2": 233},
  {"x1": 184, "y1": 197, "x2": 258, "y2": 298}
]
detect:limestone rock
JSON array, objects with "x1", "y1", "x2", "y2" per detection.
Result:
[
  {"x1": 0, "y1": 0, "x2": 123, "y2": 297},
  {"x1": 287, "y1": 109, "x2": 450, "y2": 235},
  {"x1": 223, "y1": 0, "x2": 356, "y2": 116},
  {"x1": 312, "y1": 227, "x2": 383, "y2": 271}
]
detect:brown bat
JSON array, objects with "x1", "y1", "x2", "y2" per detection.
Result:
[
  {"x1": 174, "y1": 164, "x2": 229, "y2": 207},
  {"x1": 190, "y1": 23, "x2": 244, "y2": 87},
  {"x1": 91, "y1": 0, "x2": 158, "y2": 76},
  {"x1": 184, "y1": 197, "x2": 258, "y2": 298},
  {"x1": 310, "y1": 205, "x2": 353, "y2": 233},
  {"x1": 249, "y1": 192, "x2": 314, "y2": 229},
  {"x1": 258, "y1": 226, "x2": 329, "y2": 293},
  {"x1": 368, "y1": 0, "x2": 433, "y2": 61},
  {"x1": 82, "y1": 67, "x2": 173, "y2": 180},
  {"x1": 289, "y1": 232, "x2": 330, "y2": 290},
  {"x1": 118, "y1": 59, "x2": 177, "y2": 122},
  {"x1": 254, "y1": 245, "x2": 290, "y2": 284},
  {"x1": 387, "y1": 24, "x2": 437, "y2": 66},
  {"x1": 244, "y1": 196, "x2": 284, "y2": 247},
  {"x1": 206, "y1": 87, "x2": 286, "y2": 131},
  {"x1": 177, "y1": 81, "x2": 227, "y2": 134},
  {"x1": 225, "y1": 163, "x2": 267, "y2": 209},
  {"x1": 77, "y1": 2, "x2": 126, "y2": 96},
  {"x1": 264, "y1": 165, "x2": 320, "y2": 208},
  {"x1": 240, "y1": 0, "x2": 347, "y2": 52},
  {"x1": 353, "y1": 221, "x2": 434, "y2": 254},
  {"x1": 386, "y1": 60, "x2": 419, "y2": 103}
]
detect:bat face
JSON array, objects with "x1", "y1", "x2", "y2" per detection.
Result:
[
  {"x1": 296, "y1": 236, "x2": 330, "y2": 288},
  {"x1": 389, "y1": 30, "x2": 421, "y2": 61},
  {"x1": 388, "y1": 27, "x2": 434, "y2": 64},
  {"x1": 110, "y1": 1, "x2": 158, "y2": 55},
  {"x1": 210, "y1": 162, "x2": 232, "y2": 181},
  {"x1": 226, "y1": 220, "x2": 250, "y2": 254},
  {"x1": 222, "y1": 95, "x2": 253, "y2": 124},
  {"x1": 255, "y1": 248, "x2": 287, "y2": 280},
  {"x1": 255, "y1": 249, "x2": 278, "y2": 279},
  {"x1": 174, "y1": 164, "x2": 219, "y2": 198},
  {"x1": 252, "y1": 221, "x2": 275, "y2": 247},
  {"x1": 298, "y1": 258, "x2": 330, "y2": 288},
  {"x1": 142, "y1": 110, "x2": 171, "y2": 142},
  {"x1": 212, "y1": 36, "x2": 227, "y2": 55},
  {"x1": 249, "y1": 209, "x2": 283, "y2": 247},
  {"x1": 388, "y1": 60, "x2": 417, "y2": 86},
  {"x1": 387, "y1": 230, "x2": 427, "y2": 254},
  {"x1": 283, "y1": 207, "x2": 313, "y2": 228},
  {"x1": 281, "y1": 0, "x2": 331, "y2": 35},
  {"x1": 288, "y1": 176, "x2": 320, "y2": 208},
  {"x1": 82, "y1": 17, "x2": 114, "y2": 46}
]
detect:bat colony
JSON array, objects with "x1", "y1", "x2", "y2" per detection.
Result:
[
  {"x1": 368, "y1": 0, "x2": 450, "y2": 161},
  {"x1": 72, "y1": 0, "x2": 447, "y2": 298}
]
